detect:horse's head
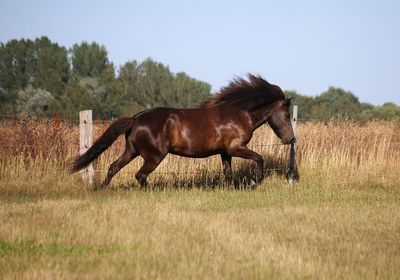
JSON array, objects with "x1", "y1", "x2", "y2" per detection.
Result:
[{"x1": 267, "y1": 98, "x2": 295, "y2": 145}]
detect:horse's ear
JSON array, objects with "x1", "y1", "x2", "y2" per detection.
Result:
[{"x1": 284, "y1": 97, "x2": 292, "y2": 106}]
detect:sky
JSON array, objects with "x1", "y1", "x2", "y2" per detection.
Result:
[{"x1": 1, "y1": 0, "x2": 399, "y2": 105}]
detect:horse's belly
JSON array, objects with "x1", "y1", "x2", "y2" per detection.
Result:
[
  {"x1": 166, "y1": 111, "x2": 226, "y2": 157},
  {"x1": 169, "y1": 130, "x2": 222, "y2": 158},
  {"x1": 170, "y1": 147, "x2": 221, "y2": 158}
]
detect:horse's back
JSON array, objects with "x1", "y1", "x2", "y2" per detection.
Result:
[
  {"x1": 130, "y1": 106, "x2": 252, "y2": 158},
  {"x1": 167, "y1": 106, "x2": 252, "y2": 157}
]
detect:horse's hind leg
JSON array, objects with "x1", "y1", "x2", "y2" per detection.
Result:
[
  {"x1": 135, "y1": 154, "x2": 166, "y2": 188},
  {"x1": 98, "y1": 148, "x2": 138, "y2": 189}
]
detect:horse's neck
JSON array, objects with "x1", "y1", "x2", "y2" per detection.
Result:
[{"x1": 248, "y1": 105, "x2": 274, "y2": 130}]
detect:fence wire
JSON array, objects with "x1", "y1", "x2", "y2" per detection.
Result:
[{"x1": 0, "y1": 114, "x2": 294, "y2": 180}]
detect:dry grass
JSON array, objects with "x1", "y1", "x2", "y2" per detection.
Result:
[
  {"x1": 1, "y1": 119, "x2": 398, "y2": 190},
  {"x1": 0, "y1": 119, "x2": 399, "y2": 279}
]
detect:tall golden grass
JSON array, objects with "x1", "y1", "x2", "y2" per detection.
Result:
[
  {"x1": 1, "y1": 119, "x2": 400, "y2": 279},
  {"x1": 0, "y1": 118, "x2": 399, "y2": 189}
]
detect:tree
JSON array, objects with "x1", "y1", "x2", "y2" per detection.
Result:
[
  {"x1": 173, "y1": 72, "x2": 211, "y2": 108},
  {"x1": 136, "y1": 58, "x2": 175, "y2": 108},
  {"x1": 115, "y1": 60, "x2": 143, "y2": 114},
  {"x1": 70, "y1": 42, "x2": 113, "y2": 78},
  {"x1": 119, "y1": 59, "x2": 175, "y2": 108},
  {"x1": 118, "y1": 58, "x2": 211, "y2": 110},
  {"x1": 16, "y1": 85, "x2": 61, "y2": 117},
  {"x1": 0, "y1": 37, "x2": 69, "y2": 117},
  {"x1": 0, "y1": 38, "x2": 36, "y2": 92},
  {"x1": 284, "y1": 90, "x2": 314, "y2": 120},
  {"x1": 3, "y1": 37, "x2": 398, "y2": 121},
  {"x1": 61, "y1": 78, "x2": 99, "y2": 120},
  {"x1": 313, "y1": 87, "x2": 362, "y2": 119},
  {"x1": 0, "y1": 37, "x2": 69, "y2": 95},
  {"x1": 360, "y1": 102, "x2": 400, "y2": 121},
  {"x1": 32, "y1": 36, "x2": 69, "y2": 95},
  {"x1": 286, "y1": 87, "x2": 365, "y2": 120}
]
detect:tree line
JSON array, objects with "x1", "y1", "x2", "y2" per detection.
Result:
[
  {"x1": 286, "y1": 88, "x2": 400, "y2": 121},
  {"x1": 0, "y1": 37, "x2": 399, "y2": 121},
  {"x1": 0, "y1": 36, "x2": 211, "y2": 120}
]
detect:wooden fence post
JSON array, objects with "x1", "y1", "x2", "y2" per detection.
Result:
[
  {"x1": 79, "y1": 110, "x2": 94, "y2": 184},
  {"x1": 287, "y1": 105, "x2": 299, "y2": 185},
  {"x1": 291, "y1": 105, "x2": 298, "y2": 137}
]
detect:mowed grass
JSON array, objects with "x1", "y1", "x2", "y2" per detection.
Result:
[
  {"x1": 1, "y1": 181, "x2": 399, "y2": 279},
  {"x1": 0, "y1": 120, "x2": 399, "y2": 279}
]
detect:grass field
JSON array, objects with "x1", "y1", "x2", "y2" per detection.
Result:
[{"x1": 0, "y1": 120, "x2": 399, "y2": 279}]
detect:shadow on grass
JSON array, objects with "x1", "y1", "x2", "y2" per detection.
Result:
[{"x1": 99, "y1": 156, "x2": 290, "y2": 191}]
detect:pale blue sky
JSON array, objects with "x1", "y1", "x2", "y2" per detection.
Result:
[{"x1": 1, "y1": 0, "x2": 399, "y2": 105}]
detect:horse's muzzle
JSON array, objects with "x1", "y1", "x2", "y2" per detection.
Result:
[{"x1": 282, "y1": 137, "x2": 296, "y2": 145}]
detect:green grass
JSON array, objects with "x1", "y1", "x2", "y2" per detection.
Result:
[{"x1": 1, "y1": 171, "x2": 399, "y2": 279}]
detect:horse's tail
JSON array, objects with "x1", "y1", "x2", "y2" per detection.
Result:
[{"x1": 70, "y1": 117, "x2": 135, "y2": 172}]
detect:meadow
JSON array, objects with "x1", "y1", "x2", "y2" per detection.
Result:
[{"x1": 0, "y1": 119, "x2": 399, "y2": 279}]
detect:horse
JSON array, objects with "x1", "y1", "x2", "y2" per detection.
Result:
[{"x1": 70, "y1": 74, "x2": 295, "y2": 188}]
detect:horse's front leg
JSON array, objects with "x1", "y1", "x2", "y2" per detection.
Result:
[
  {"x1": 230, "y1": 146, "x2": 264, "y2": 182},
  {"x1": 220, "y1": 152, "x2": 233, "y2": 186}
]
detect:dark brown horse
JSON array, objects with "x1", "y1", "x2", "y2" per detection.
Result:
[{"x1": 71, "y1": 74, "x2": 295, "y2": 188}]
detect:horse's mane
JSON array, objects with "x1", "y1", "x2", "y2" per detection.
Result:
[{"x1": 201, "y1": 74, "x2": 285, "y2": 111}]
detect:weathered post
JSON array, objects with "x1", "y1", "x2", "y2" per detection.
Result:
[
  {"x1": 287, "y1": 105, "x2": 299, "y2": 185},
  {"x1": 291, "y1": 105, "x2": 298, "y2": 137},
  {"x1": 79, "y1": 110, "x2": 94, "y2": 184}
]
